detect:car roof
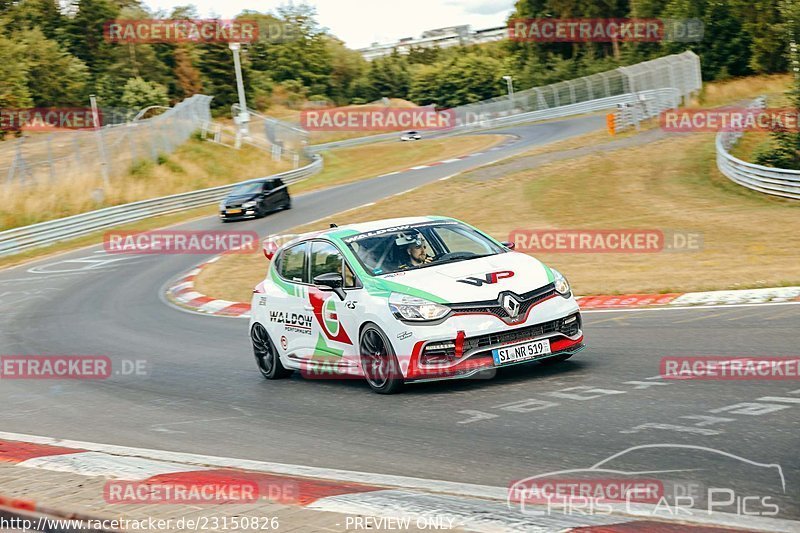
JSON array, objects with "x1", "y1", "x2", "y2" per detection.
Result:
[{"x1": 278, "y1": 216, "x2": 454, "y2": 248}]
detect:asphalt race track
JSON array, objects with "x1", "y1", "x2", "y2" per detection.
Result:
[{"x1": 1, "y1": 115, "x2": 798, "y2": 520}]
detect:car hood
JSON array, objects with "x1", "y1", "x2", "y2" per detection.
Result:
[{"x1": 373, "y1": 252, "x2": 553, "y2": 304}]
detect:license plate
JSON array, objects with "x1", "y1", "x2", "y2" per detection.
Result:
[
  {"x1": 226, "y1": 209, "x2": 242, "y2": 214},
  {"x1": 492, "y1": 339, "x2": 551, "y2": 366}
]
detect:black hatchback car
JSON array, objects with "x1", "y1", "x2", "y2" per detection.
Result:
[{"x1": 219, "y1": 178, "x2": 291, "y2": 222}]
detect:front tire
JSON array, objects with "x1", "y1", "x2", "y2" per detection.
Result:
[
  {"x1": 252, "y1": 323, "x2": 292, "y2": 379},
  {"x1": 360, "y1": 324, "x2": 404, "y2": 394}
]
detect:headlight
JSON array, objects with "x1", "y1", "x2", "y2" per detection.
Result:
[
  {"x1": 389, "y1": 293, "x2": 450, "y2": 321},
  {"x1": 243, "y1": 201, "x2": 257, "y2": 208},
  {"x1": 551, "y1": 268, "x2": 571, "y2": 297}
]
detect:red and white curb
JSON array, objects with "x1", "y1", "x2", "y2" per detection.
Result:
[
  {"x1": 166, "y1": 256, "x2": 251, "y2": 317},
  {"x1": 1, "y1": 432, "x2": 796, "y2": 533},
  {"x1": 166, "y1": 260, "x2": 800, "y2": 319},
  {"x1": 377, "y1": 140, "x2": 518, "y2": 178}
]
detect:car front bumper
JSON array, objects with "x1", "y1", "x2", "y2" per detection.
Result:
[
  {"x1": 220, "y1": 209, "x2": 257, "y2": 220},
  {"x1": 391, "y1": 293, "x2": 584, "y2": 382}
]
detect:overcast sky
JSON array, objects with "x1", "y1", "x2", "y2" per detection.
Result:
[{"x1": 141, "y1": 0, "x2": 515, "y2": 49}]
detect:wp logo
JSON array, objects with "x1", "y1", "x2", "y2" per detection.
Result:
[{"x1": 457, "y1": 271, "x2": 515, "y2": 287}]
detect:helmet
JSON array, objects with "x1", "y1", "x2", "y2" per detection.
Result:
[{"x1": 395, "y1": 231, "x2": 424, "y2": 247}]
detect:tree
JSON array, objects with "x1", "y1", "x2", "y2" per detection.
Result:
[
  {"x1": 367, "y1": 53, "x2": 410, "y2": 99},
  {"x1": 120, "y1": 77, "x2": 169, "y2": 111},
  {"x1": 63, "y1": 0, "x2": 121, "y2": 78},
  {"x1": 753, "y1": 0, "x2": 800, "y2": 170},
  {"x1": 174, "y1": 45, "x2": 203, "y2": 99},
  {"x1": 326, "y1": 36, "x2": 368, "y2": 104},
  {"x1": 18, "y1": 28, "x2": 90, "y2": 106},
  {"x1": 247, "y1": 5, "x2": 333, "y2": 98},
  {"x1": 0, "y1": 35, "x2": 32, "y2": 108}
]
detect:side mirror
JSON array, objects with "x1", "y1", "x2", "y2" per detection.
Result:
[
  {"x1": 501, "y1": 241, "x2": 516, "y2": 250},
  {"x1": 313, "y1": 272, "x2": 346, "y2": 301}
]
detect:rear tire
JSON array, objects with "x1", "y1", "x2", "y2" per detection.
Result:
[
  {"x1": 252, "y1": 323, "x2": 292, "y2": 379},
  {"x1": 360, "y1": 324, "x2": 404, "y2": 394}
]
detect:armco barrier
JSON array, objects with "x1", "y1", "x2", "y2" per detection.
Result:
[
  {"x1": 0, "y1": 155, "x2": 322, "y2": 256},
  {"x1": 716, "y1": 97, "x2": 800, "y2": 200}
]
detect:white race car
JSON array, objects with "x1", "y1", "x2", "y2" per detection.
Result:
[
  {"x1": 400, "y1": 131, "x2": 422, "y2": 141},
  {"x1": 250, "y1": 217, "x2": 584, "y2": 393}
]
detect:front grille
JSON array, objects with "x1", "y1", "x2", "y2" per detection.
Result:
[
  {"x1": 421, "y1": 313, "x2": 581, "y2": 361},
  {"x1": 448, "y1": 283, "x2": 557, "y2": 320}
]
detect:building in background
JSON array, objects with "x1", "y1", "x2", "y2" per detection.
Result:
[{"x1": 358, "y1": 25, "x2": 507, "y2": 61}]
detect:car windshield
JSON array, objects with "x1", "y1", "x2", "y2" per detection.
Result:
[
  {"x1": 342, "y1": 221, "x2": 505, "y2": 276},
  {"x1": 229, "y1": 182, "x2": 263, "y2": 196}
]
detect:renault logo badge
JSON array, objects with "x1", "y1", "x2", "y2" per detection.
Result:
[{"x1": 501, "y1": 293, "x2": 521, "y2": 318}]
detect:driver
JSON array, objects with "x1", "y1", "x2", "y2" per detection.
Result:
[{"x1": 395, "y1": 231, "x2": 434, "y2": 268}]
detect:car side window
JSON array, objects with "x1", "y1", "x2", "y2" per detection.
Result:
[
  {"x1": 263, "y1": 181, "x2": 274, "y2": 192},
  {"x1": 279, "y1": 243, "x2": 307, "y2": 283},
  {"x1": 310, "y1": 241, "x2": 357, "y2": 288}
]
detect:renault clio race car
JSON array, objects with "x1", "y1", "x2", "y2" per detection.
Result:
[{"x1": 249, "y1": 216, "x2": 585, "y2": 394}]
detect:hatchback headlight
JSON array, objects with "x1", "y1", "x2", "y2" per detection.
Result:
[
  {"x1": 389, "y1": 293, "x2": 450, "y2": 321},
  {"x1": 551, "y1": 268, "x2": 571, "y2": 297},
  {"x1": 243, "y1": 201, "x2": 257, "y2": 209}
]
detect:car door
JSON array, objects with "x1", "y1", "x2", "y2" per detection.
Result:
[
  {"x1": 274, "y1": 178, "x2": 289, "y2": 207},
  {"x1": 261, "y1": 180, "x2": 276, "y2": 212},
  {"x1": 269, "y1": 241, "x2": 316, "y2": 360},
  {"x1": 307, "y1": 240, "x2": 360, "y2": 370}
]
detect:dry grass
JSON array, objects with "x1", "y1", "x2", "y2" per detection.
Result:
[
  {"x1": 0, "y1": 138, "x2": 290, "y2": 231},
  {"x1": 692, "y1": 74, "x2": 791, "y2": 107},
  {"x1": 197, "y1": 131, "x2": 799, "y2": 302},
  {"x1": 291, "y1": 134, "x2": 507, "y2": 195}
]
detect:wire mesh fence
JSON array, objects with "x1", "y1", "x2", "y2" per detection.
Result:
[
  {"x1": 231, "y1": 104, "x2": 309, "y2": 165},
  {"x1": 451, "y1": 51, "x2": 701, "y2": 127},
  {"x1": 1, "y1": 95, "x2": 213, "y2": 187}
]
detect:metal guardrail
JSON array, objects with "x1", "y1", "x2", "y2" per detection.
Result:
[
  {"x1": 716, "y1": 97, "x2": 800, "y2": 200},
  {"x1": 0, "y1": 156, "x2": 322, "y2": 256}
]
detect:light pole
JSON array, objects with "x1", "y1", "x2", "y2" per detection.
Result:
[
  {"x1": 229, "y1": 42, "x2": 250, "y2": 138},
  {"x1": 502, "y1": 75, "x2": 515, "y2": 112}
]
